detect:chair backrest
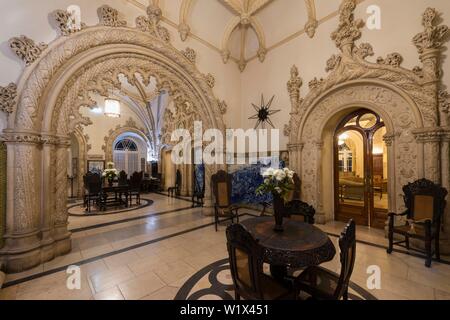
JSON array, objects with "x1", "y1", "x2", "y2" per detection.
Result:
[
  {"x1": 226, "y1": 223, "x2": 265, "y2": 300},
  {"x1": 118, "y1": 171, "x2": 128, "y2": 186},
  {"x1": 286, "y1": 173, "x2": 302, "y2": 202},
  {"x1": 130, "y1": 171, "x2": 143, "y2": 189},
  {"x1": 211, "y1": 170, "x2": 232, "y2": 208},
  {"x1": 86, "y1": 173, "x2": 102, "y2": 194},
  {"x1": 285, "y1": 200, "x2": 315, "y2": 224},
  {"x1": 402, "y1": 178, "x2": 448, "y2": 224},
  {"x1": 334, "y1": 219, "x2": 356, "y2": 300}
]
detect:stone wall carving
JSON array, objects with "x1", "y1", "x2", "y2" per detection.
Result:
[
  {"x1": 0, "y1": 83, "x2": 17, "y2": 114},
  {"x1": 98, "y1": 5, "x2": 127, "y2": 27},
  {"x1": 136, "y1": 4, "x2": 170, "y2": 43},
  {"x1": 217, "y1": 100, "x2": 227, "y2": 115},
  {"x1": 8, "y1": 36, "x2": 47, "y2": 65},
  {"x1": 413, "y1": 7, "x2": 449, "y2": 54}
]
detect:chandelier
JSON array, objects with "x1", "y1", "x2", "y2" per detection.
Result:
[{"x1": 104, "y1": 98, "x2": 121, "y2": 118}]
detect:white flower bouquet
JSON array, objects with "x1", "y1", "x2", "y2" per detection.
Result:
[{"x1": 256, "y1": 167, "x2": 295, "y2": 202}]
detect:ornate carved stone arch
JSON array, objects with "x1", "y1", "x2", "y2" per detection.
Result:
[
  {"x1": 103, "y1": 126, "x2": 151, "y2": 164},
  {"x1": 286, "y1": 1, "x2": 449, "y2": 247},
  {"x1": 72, "y1": 127, "x2": 89, "y2": 198},
  {"x1": 0, "y1": 4, "x2": 225, "y2": 272}
]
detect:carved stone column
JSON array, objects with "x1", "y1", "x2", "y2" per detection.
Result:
[
  {"x1": 314, "y1": 141, "x2": 326, "y2": 224},
  {"x1": 53, "y1": 139, "x2": 72, "y2": 255},
  {"x1": 413, "y1": 129, "x2": 443, "y2": 183},
  {"x1": 287, "y1": 143, "x2": 303, "y2": 177},
  {"x1": 0, "y1": 132, "x2": 43, "y2": 272},
  {"x1": 383, "y1": 134, "x2": 397, "y2": 213}
]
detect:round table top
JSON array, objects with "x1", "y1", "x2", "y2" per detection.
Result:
[{"x1": 241, "y1": 217, "x2": 336, "y2": 268}]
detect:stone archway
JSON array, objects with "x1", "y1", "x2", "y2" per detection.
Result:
[
  {"x1": 0, "y1": 4, "x2": 225, "y2": 272},
  {"x1": 72, "y1": 127, "x2": 89, "y2": 199},
  {"x1": 103, "y1": 126, "x2": 151, "y2": 164},
  {"x1": 286, "y1": 2, "x2": 450, "y2": 251}
]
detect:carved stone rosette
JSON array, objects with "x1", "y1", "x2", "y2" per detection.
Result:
[{"x1": 181, "y1": 48, "x2": 196, "y2": 64}]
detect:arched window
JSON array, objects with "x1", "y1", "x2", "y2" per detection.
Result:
[{"x1": 113, "y1": 139, "x2": 139, "y2": 174}]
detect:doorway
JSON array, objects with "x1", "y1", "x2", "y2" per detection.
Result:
[{"x1": 334, "y1": 109, "x2": 388, "y2": 229}]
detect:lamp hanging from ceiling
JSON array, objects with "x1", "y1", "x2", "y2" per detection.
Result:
[{"x1": 104, "y1": 98, "x2": 121, "y2": 118}]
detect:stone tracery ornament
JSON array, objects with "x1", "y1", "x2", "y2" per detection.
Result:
[
  {"x1": 326, "y1": 54, "x2": 341, "y2": 72},
  {"x1": 52, "y1": 9, "x2": 85, "y2": 36},
  {"x1": 0, "y1": 83, "x2": 17, "y2": 114},
  {"x1": 98, "y1": 5, "x2": 127, "y2": 27},
  {"x1": 413, "y1": 8, "x2": 449, "y2": 54},
  {"x1": 136, "y1": 4, "x2": 170, "y2": 43},
  {"x1": 438, "y1": 90, "x2": 450, "y2": 126},
  {"x1": 9, "y1": 35, "x2": 48, "y2": 65},
  {"x1": 353, "y1": 43, "x2": 374, "y2": 59},
  {"x1": 182, "y1": 47, "x2": 197, "y2": 64}
]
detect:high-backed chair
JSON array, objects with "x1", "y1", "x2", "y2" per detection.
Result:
[
  {"x1": 84, "y1": 173, "x2": 105, "y2": 212},
  {"x1": 192, "y1": 164, "x2": 205, "y2": 207},
  {"x1": 284, "y1": 200, "x2": 316, "y2": 224},
  {"x1": 168, "y1": 169, "x2": 182, "y2": 197},
  {"x1": 212, "y1": 170, "x2": 239, "y2": 232},
  {"x1": 295, "y1": 220, "x2": 356, "y2": 300},
  {"x1": 387, "y1": 178, "x2": 448, "y2": 267},
  {"x1": 118, "y1": 171, "x2": 128, "y2": 186},
  {"x1": 129, "y1": 171, "x2": 143, "y2": 206},
  {"x1": 226, "y1": 223, "x2": 297, "y2": 300}
]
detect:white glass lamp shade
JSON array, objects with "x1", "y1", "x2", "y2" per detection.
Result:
[{"x1": 104, "y1": 99, "x2": 121, "y2": 118}]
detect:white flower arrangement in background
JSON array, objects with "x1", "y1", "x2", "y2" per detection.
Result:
[
  {"x1": 102, "y1": 162, "x2": 118, "y2": 180},
  {"x1": 256, "y1": 167, "x2": 295, "y2": 202}
]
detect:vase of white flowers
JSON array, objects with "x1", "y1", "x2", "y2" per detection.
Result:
[
  {"x1": 256, "y1": 167, "x2": 295, "y2": 232},
  {"x1": 102, "y1": 162, "x2": 118, "y2": 187}
]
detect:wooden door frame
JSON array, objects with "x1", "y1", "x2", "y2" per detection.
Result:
[{"x1": 333, "y1": 109, "x2": 386, "y2": 228}]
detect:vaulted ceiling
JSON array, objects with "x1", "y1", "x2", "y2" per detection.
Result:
[{"x1": 126, "y1": 0, "x2": 345, "y2": 71}]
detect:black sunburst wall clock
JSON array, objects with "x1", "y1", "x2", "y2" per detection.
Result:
[{"x1": 249, "y1": 94, "x2": 281, "y2": 129}]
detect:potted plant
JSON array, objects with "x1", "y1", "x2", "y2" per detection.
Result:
[
  {"x1": 102, "y1": 162, "x2": 118, "y2": 187},
  {"x1": 256, "y1": 167, "x2": 295, "y2": 232}
]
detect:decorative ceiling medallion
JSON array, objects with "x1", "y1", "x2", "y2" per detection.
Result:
[{"x1": 249, "y1": 94, "x2": 281, "y2": 129}]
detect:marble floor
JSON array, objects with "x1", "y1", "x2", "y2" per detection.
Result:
[{"x1": 0, "y1": 193, "x2": 449, "y2": 300}]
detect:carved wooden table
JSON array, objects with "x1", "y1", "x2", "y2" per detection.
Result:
[{"x1": 241, "y1": 217, "x2": 336, "y2": 277}]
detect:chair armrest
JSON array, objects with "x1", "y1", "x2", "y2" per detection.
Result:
[{"x1": 388, "y1": 211, "x2": 408, "y2": 218}]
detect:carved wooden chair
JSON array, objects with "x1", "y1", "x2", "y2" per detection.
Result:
[
  {"x1": 226, "y1": 223, "x2": 297, "y2": 300},
  {"x1": 168, "y1": 169, "x2": 182, "y2": 197},
  {"x1": 284, "y1": 200, "x2": 316, "y2": 224},
  {"x1": 294, "y1": 220, "x2": 356, "y2": 300},
  {"x1": 211, "y1": 170, "x2": 239, "y2": 232},
  {"x1": 84, "y1": 173, "x2": 106, "y2": 212},
  {"x1": 192, "y1": 164, "x2": 205, "y2": 208},
  {"x1": 387, "y1": 178, "x2": 448, "y2": 267},
  {"x1": 129, "y1": 171, "x2": 143, "y2": 206}
]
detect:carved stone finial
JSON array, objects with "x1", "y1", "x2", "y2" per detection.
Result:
[
  {"x1": 182, "y1": 47, "x2": 196, "y2": 64},
  {"x1": 353, "y1": 43, "x2": 374, "y2": 59},
  {"x1": 0, "y1": 83, "x2": 17, "y2": 114},
  {"x1": 136, "y1": 5, "x2": 170, "y2": 43},
  {"x1": 52, "y1": 9, "x2": 84, "y2": 36},
  {"x1": 377, "y1": 53, "x2": 404, "y2": 67},
  {"x1": 205, "y1": 74, "x2": 215, "y2": 88},
  {"x1": 309, "y1": 77, "x2": 324, "y2": 89},
  {"x1": 305, "y1": 19, "x2": 318, "y2": 38},
  {"x1": 98, "y1": 5, "x2": 127, "y2": 27},
  {"x1": 287, "y1": 65, "x2": 303, "y2": 114},
  {"x1": 238, "y1": 60, "x2": 247, "y2": 72},
  {"x1": 326, "y1": 54, "x2": 342, "y2": 72},
  {"x1": 331, "y1": 0, "x2": 364, "y2": 53},
  {"x1": 9, "y1": 35, "x2": 48, "y2": 65},
  {"x1": 413, "y1": 8, "x2": 449, "y2": 54},
  {"x1": 217, "y1": 100, "x2": 227, "y2": 115},
  {"x1": 178, "y1": 23, "x2": 190, "y2": 41},
  {"x1": 257, "y1": 47, "x2": 267, "y2": 63}
]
